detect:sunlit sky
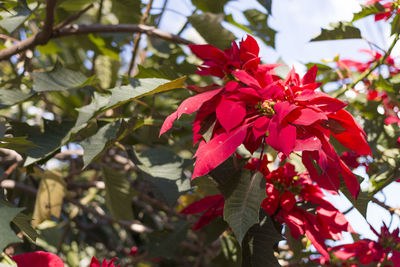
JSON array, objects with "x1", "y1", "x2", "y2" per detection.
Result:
[{"x1": 147, "y1": 0, "x2": 400, "y2": 242}]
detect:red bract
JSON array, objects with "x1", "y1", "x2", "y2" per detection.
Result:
[
  {"x1": 180, "y1": 194, "x2": 225, "y2": 230},
  {"x1": 366, "y1": 0, "x2": 400, "y2": 21},
  {"x1": 11, "y1": 251, "x2": 64, "y2": 267},
  {"x1": 160, "y1": 36, "x2": 370, "y2": 199},
  {"x1": 89, "y1": 257, "x2": 120, "y2": 267},
  {"x1": 331, "y1": 224, "x2": 400, "y2": 266},
  {"x1": 259, "y1": 163, "x2": 353, "y2": 260},
  {"x1": 188, "y1": 35, "x2": 261, "y2": 78}
]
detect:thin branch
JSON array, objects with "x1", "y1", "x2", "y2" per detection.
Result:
[
  {"x1": 334, "y1": 33, "x2": 400, "y2": 98},
  {"x1": 0, "y1": 24, "x2": 192, "y2": 61},
  {"x1": 38, "y1": 0, "x2": 57, "y2": 42},
  {"x1": 127, "y1": 0, "x2": 154, "y2": 76},
  {"x1": 54, "y1": 3, "x2": 94, "y2": 30}
]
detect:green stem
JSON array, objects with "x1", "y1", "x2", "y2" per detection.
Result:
[{"x1": 334, "y1": 33, "x2": 400, "y2": 98}]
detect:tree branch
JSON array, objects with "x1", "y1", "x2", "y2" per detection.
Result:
[{"x1": 0, "y1": 23, "x2": 193, "y2": 61}]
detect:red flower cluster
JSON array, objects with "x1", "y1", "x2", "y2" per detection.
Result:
[
  {"x1": 160, "y1": 36, "x2": 371, "y2": 199},
  {"x1": 89, "y1": 256, "x2": 120, "y2": 267},
  {"x1": 245, "y1": 160, "x2": 353, "y2": 259},
  {"x1": 366, "y1": 0, "x2": 400, "y2": 21},
  {"x1": 314, "y1": 224, "x2": 400, "y2": 266}
]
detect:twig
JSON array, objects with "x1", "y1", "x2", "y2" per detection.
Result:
[
  {"x1": 334, "y1": 33, "x2": 400, "y2": 98},
  {"x1": 0, "y1": 19, "x2": 192, "y2": 61},
  {"x1": 127, "y1": 0, "x2": 154, "y2": 76},
  {"x1": 0, "y1": 162, "x2": 19, "y2": 183},
  {"x1": 0, "y1": 179, "x2": 152, "y2": 233},
  {"x1": 54, "y1": 3, "x2": 94, "y2": 30}
]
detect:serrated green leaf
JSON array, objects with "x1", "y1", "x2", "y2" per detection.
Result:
[
  {"x1": 311, "y1": 22, "x2": 361, "y2": 41},
  {"x1": 223, "y1": 171, "x2": 266, "y2": 243},
  {"x1": 134, "y1": 147, "x2": 192, "y2": 207},
  {"x1": 135, "y1": 65, "x2": 176, "y2": 79},
  {"x1": 12, "y1": 212, "x2": 38, "y2": 243},
  {"x1": 32, "y1": 62, "x2": 92, "y2": 92},
  {"x1": 10, "y1": 120, "x2": 74, "y2": 166},
  {"x1": 242, "y1": 211, "x2": 282, "y2": 267},
  {"x1": 0, "y1": 2, "x2": 32, "y2": 33},
  {"x1": 190, "y1": 0, "x2": 230, "y2": 13},
  {"x1": 102, "y1": 166, "x2": 134, "y2": 221},
  {"x1": 352, "y1": 3, "x2": 385, "y2": 22},
  {"x1": 244, "y1": 9, "x2": 276, "y2": 48},
  {"x1": 256, "y1": 0, "x2": 272, "y2": 14},
  {"x1": 188, "y1": 13, "x2": 235, "y2": 49},
  {"x1": 0, "y1": 203, "x2": 23, "y2": 251},
  {"x1": 147, "y1": 221, "x2": 189, "y2": 259},
  {"x1": 80, "y1": 120, "x2": 121, "y2": 168},
  {"x1": 0, "y1": 89, "x2": 34, "y2": 109},
  {"x1": 103, "y1": 77, "x2": 186, "y2": 111},
  {"x1": 31, "y1": 168, "x2": 66, "y2": 227},
  {"x1": 0, "y1": 136, "x2": 35, "y2": 153}
]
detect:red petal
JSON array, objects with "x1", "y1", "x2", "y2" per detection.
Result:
[
  {"x1": 12, "y1": 252, "x2": 65, "y2": 267},
  {"x1": 189, "y1": 44, "x2": 226, "y2": 64},
  {"x1": 216, "y1": 97, "x2": 246, "y2": 132},
  {"x1": 233, "y1": 70, "x2": 262, "y2": 89},
  {"x1": 181, "y1": 195, "x2": 224, "y2": 214},
  {"x1": 301, "y1": 65, "x2": 318, "y2": 85},
  {"x1": 192, "y1": 125, "x2": 248, "y2": 179},
  {"x1": 240, "y1": 35, "x2": 260, "y2": 58},
  {"x1": 290, "y1": 108, "x2": 328, "y2": 126},
  {"x1": 159, "y1": 88, "x2": 222, "y2": 136},
  {"x1": 339, "y1": 159, "x2": 360, "y2": 199},
  {"x1": 266, "y1": 116, "x2": 296, "y2": 157}
]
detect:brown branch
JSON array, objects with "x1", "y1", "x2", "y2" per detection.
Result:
[
  {"x1": 0, "y1": 23, "x2": 192, "y2": 61},
  {"x1": 0, "y1": 179, "x2": 152, "y2": 233},
  {"x1": 127, "y1": 0, "x2": 154, "y2": 76},
  {"x1": 54, "y1": 4, "x2": 94, "y2": 30}
]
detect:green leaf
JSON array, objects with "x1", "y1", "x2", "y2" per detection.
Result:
[
  {"x1": 31, "y1": 168, "x2": 67, "y2": 227},
  {"x1": 111, "y1": 0, "x2": 141, "y2": 24},
  {"x1": 352, "y1": 3, "x2": 385, "y2": 22},
  {"x1": 244, "y1": 9, "x2": 276, "y2": 48},
  {"x1": 340, "y1": 177, "x2": 370, "y2": 217},
  {"x1": 102, "y1": 166, "x2": 134, "y2": 221},
  {"x1": 59, "y1": 0, "x2": 96, "y2": 11},
  {"x1": 0, "y1": 2, "x2": 32, "y2": 33},
  {"x1": 0, "y1": 136, "x2": 36, "y2": 153},
  {"x1": 225, "y1": 14, "x2": 253, "y2": 34},
  {"x1": 190, "y1": 0, "x2": 230, "y2": 13},
  {"x1": 103, "y1": 77, "x2": 186, "y2": 111},
  {"x1": 32, "y1": 62, "x2": 92, "y2": 92},
  {"x1": 212, "y1": 234, "x2": 242, "y2": 267},
  {"x1": 80, "y1": 120, "x2": 121, "y2": 168},
  {"x1": 223, "y1": 171, "x2": 266, "y2": 243},
  {"x1": 147, "y1": 221, "x2": 190, "y2": 259},
  {"x1": 391, "y1": 14, "x2": 400, "y2": 35},
  {"x1": 135, "y1": 65, "x2": 176, "y2": 79},
  {"x1": 88, "y1": 34, "x2": 120, "y2": 61},
  {"x1": 242, "y1": 211, "x2": 282, "y2": 267},
  {"x1": 10, "y1": 120, "x2": 75, "y2": 166},
  {"x1": 134, "y1": 148, "x2": 192, "y2": 207},
  {"x1": 0, "y1": 202, "x2": 23, "y2": 251},
  {"x1": 0, "y1": 89, "x2": 34, "y2": 109},
  {"x1": 256, "y1": 0, "x2": 272, "y2": 14},
  {"x1": 74, "y1": 92, "x2": 111, "y2": 130},
  {"x1": 311, "y1": 22, "x2": 362, "y2": 41},
  {"x1": 188, "y1": 13, "x2": 235, "y2": 49},
  {"x1": 12, "y1": 213, "x2": 38, "y2": 243}
]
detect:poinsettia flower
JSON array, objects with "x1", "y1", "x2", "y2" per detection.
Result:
[
  {"x1": 329, "y1": 224, "x2": 400, "y2": 266},
  {"x1": 180, "y1": 194, "x2": 225, "y2": 230},
  {"x1": 366, "y1": 0, "x2": 400, "y2": 21},
  {"x1": 89, "y1": 256, "x2": 120, "y2": 267},
  {"x1": 160, "y1": 37, "x2": 370, "y2": 199},
  {"x1": 11, "y1": 251, "x2": 64, "y2": 267},
  {"x1": 258, "y1": 163, "x2": 353, "y2": 260}
]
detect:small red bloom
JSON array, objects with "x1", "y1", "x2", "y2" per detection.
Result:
[
  {"x1": 89, "y1": 257, "x2": 120, "y2": 267},
  {"x1": 11, "y1": 251, "x2": 64, "y2": 267}
]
